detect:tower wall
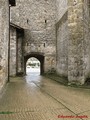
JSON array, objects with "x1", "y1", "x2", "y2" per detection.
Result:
[{"x1": 0, "y1": 0, "x2": 9, "y2": 90}]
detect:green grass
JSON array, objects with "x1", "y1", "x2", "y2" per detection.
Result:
[{"x1": 0, "y1": 111, "x2": 14, "y2": 114}]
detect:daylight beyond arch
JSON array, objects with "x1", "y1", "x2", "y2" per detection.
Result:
[{"x1": 26, "y1": 57, "x2": 40, "y2": 75}]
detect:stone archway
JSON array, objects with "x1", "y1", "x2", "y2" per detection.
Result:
[{"x1": 24, "y1": 52, "x2": 44, "y2": 75}]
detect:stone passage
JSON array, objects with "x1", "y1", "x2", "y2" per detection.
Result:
[
  {"x1": 0, "y1": 75, "x2": 90, "y2": 120},
  {"x1": 24, "y1": 53, "x2": 44, "y2": 75},
  {"x1": 10, "y1": 0, "x2": 56, "y2": 75},
  {"x1": 0, "y1": 0, "x2": 90, "y2": 89},
  {"x1": 10, "y1": 0, "x2": 90, "y2": 85}
]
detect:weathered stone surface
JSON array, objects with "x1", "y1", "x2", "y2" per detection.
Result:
[
  {"x1": 16, "y1": 28, "x2": 24, "y2": 75},
  {"x1": 0, "y1": 0, "x2": 9, "y2": 90},
  {"x1": 68, "y1": 0, "x2": 90, "y2": 85},
  {"x1": 56, "y1": 0, "x2": 68, "y2": 77},
  {"x1": 56, "y1": 0, "x2": 67, "y2": 22},
  {"x1": 56, "y1": 0, "x2": 90, "y2": 85},
  {"x1": 10, "y1": 26, "x2": 17, "y2": 76},
  {"x1": 10, "y1": 24, "x2": 24, "y2": 76},
  {"x1": 10, "y1": 0, "x2": 90, "y2": 85},
  {"x1": 11, "y1": 0, "x2": 56, "y2": 73},
  {"x1": 83, "y1": 0, "x2": 90, "y2": 78}
]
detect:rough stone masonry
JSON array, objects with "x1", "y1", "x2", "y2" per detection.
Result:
[
  {"x1": 56, "y1": 0, "x2": 90, "y2": 85},
  {"x1": 10, "y1": 0, "x2": 56, "y2": 74},
  {"x1": 10, "y1": 0, "x2": 90, "y2": 85},
  {"x1": 0, "y1": 0, "x2": 90, "y2": 91},
  {"x1": 0, "y1": 0, "x2": 9, "y2": 91},
  {"x1": 67, "y1": 0, "x2": 90, "y2": 85}
]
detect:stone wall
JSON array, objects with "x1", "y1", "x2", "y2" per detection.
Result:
[
  {"x1": 56, "y1": 0, "x2": 68, "y2": 76},
  {"x1": 10, "y1": 25, "x2": 24, "y2": 76},
  {"x1": 56, "y1": 0, "x2": 90, "y2": 85},
  {"x1": 11, "y1": 0, "x2": 56, "y2": 73},
  {"x1": 0, "y1": 0, "x2": 9, "y2": 90},
  {"x1": 56, "y1": 13, "x2": 68, "y2": 76},
  {"x1": 68, "y1": 0, "x2": 90, "y2": 85},
  {"x1": 68, "y1": 0, "x2": 84, "y2": 85},
  {"x1": 88, "y1": 0, "x2": 90, "y2": 77},
  {"x1": 10, "y1": 1, "x2": 20, "y2": 25},
  {"x1": 10, "y1": 0, "x2": 90, "y2": 84},
  {"x1": 83, "y1": 0, "x2": 90, "y2": 78},
  {"x1": 10, "y1": 26, "x2": 17, "y2": 76},
  {"x1": 56, "y1": 0, "x2": 67, "y2": 22},
  {"x1": 16, "y1": 29, "x2": 24, "y2": 75}
]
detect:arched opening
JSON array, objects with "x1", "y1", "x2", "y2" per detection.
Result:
[
  {"x1": 26, "y1": 57, "x2": 40, "y2": 75},
  {"x1": 24, "y1": 52, "x2": 44, "y2": 75}
]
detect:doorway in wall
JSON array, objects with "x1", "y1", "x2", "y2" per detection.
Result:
[{"x1": 26, "y1": 57, "x2": 40, "y2": 75}]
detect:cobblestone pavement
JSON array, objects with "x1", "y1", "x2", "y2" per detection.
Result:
[{"x1": 0, "y1": 72, "x2": 90, "y2": 120}]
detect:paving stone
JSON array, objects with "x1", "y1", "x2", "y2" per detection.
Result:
[{"x1": 1, "y1": 74, "x2": 90, "y2": 119}]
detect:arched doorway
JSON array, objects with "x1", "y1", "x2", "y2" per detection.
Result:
[
  {"x1": 26, "y1": 57, "x2": 40, "y2": 75},
  {"x1": 24, "y1": 52, "x2": 44, "y2": 75}
]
